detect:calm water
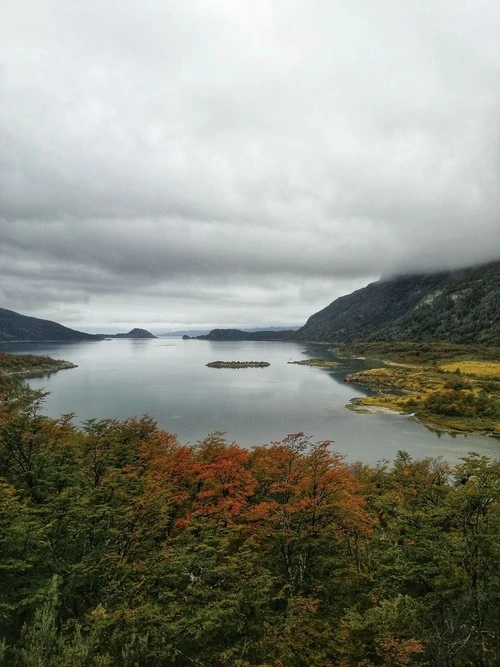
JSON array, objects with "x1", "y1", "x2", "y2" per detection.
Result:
[{"x1": 2, "y1": 338, "x2": 499, "y2": 464}]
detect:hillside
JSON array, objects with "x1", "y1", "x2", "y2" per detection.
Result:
[
  {"x1": 0, "y1": 308, "x2": 102, "y2": 342},
  {"x1": 295, "y1": 260, "x2": 500, "y2": 345}
]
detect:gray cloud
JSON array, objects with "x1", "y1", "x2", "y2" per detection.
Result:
[{"x1": 1, "y1": 0, "x2": 499, "y2": 331}]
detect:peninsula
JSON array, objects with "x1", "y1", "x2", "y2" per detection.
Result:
[
  {"x1": 288, "y1": 358, "x2": 338, "y2": 368},
  {"x1": 0, "y1": 352, "x2": 77, "y2": 394}
]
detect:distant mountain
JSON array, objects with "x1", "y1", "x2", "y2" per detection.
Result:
[
  {"x1": 0, "y1": 308, "x2": 102, "y2": 342},
  {"x1": 243, "y1": 326, "x2": 300, "y2": 332},
  {"x1": 161, "y1": 326, "x2": 299, "y2": 337},
  {"x1": 294, "y1": 260, "x2": 500, "y2": 345},
  {"x1": 189, "y1": 328, "x2": 296, "y2": 342},
  {"x1": 159, "y1": 329, "x2": 211, "y2": 338},
  {"x1": 105, "y1": 328, "x2": 157, "y2": 339}
]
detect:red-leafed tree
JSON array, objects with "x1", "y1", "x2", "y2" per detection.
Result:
[{"x1": 192, "y1": 433, "x2": 257, "y2": 526}]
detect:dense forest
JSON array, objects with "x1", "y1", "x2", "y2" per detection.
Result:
[{"x1": 1, "y1": 375, "x2": 500, "y2": 666}]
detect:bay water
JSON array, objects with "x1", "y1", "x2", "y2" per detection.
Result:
[{"x1": 3, "y1": 338, "x2": 498, "y2": 464}]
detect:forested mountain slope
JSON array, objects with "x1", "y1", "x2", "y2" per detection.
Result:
[
  {"x1": 295, "y1": 260, "x2": 500, "y2": 345},
  {"x1": 0, "y1": 307, "x2": 102, "y2": 342}
]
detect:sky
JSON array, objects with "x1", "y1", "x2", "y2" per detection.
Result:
[{"x1": 1, "y1": 1, "x2": 499, "y2": 333}]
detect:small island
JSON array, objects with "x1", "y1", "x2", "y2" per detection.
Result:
[
  {"x1": 206, "y1": 361, "x2": 270, "y2": 369},
  {"x1": 288, "y1": 358, "x2": 338, "y2": 368}
]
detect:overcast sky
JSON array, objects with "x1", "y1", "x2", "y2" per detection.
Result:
[{"x1": 1, "y1": 1, "x2": 499, "y2": 333}]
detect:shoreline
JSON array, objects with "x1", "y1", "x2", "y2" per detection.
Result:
[
  {"x1": 7, "y1": 361, "x2": 78, "y2": 378},
  {"x1": 346, "y1": 397, "x2": 500, "y2": 440},
  {"x1": 0, "y1": 352, "x2": 78, "y2": 381}
]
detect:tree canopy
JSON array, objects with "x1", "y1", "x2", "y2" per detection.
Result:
[{"x1": 1, "y1": 381, "x2": 499, "y2": 665}]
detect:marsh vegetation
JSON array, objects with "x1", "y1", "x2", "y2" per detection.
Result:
[{"x1": 344, "y1": 344, "x2": 500, "y2": 437}]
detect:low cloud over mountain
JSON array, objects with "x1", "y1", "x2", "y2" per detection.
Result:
[{"x1": 1, "y1": 1, "x2": 499, "y2": 331}]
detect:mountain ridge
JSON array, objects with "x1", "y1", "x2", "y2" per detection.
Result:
[
  {"x1": 186, "y1": 260, "x2": 499, "y2": 345},
  {"x1": 294, "y1": 260, "x2": 500, "y2": 345},
  {"x1": 3, "y1": 260, "x2": 498, "y2": 346}
]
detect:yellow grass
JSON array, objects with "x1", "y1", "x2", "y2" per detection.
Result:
[{"x1": 439, "y1": 361, "x2": 500, "y2": 379}]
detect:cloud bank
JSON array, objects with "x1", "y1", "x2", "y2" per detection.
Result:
[{"x1": 1, "y1": 0, "x2": 499, "y2": 331}]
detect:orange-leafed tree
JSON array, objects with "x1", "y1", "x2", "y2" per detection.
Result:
[
  {"x1": 248, "y1": 433, "x2": 372, "y2": 597},
  {"x1": 192, "y1": 433, "x2": 257, "y2": 526}
]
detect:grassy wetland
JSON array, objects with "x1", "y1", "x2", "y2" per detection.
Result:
[{"x1": 343, "y1": 342, "x2": 500, "y2": 438}]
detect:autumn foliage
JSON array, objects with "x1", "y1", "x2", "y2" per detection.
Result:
[{"x1": 1, "y1": 384, "x2": 500, "y2": 665}]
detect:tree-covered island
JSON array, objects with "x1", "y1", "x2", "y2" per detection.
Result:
[{"x1": 206, "y1": 360, "x2": 270, "y2": 368}]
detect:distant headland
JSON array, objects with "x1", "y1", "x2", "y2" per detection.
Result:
[
  {"x1": 0, "y1": 307, "x2": 103, "y2": 342},
  {"x1": 0, "y1": 309, "x2": 158, "y2": 342}
]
